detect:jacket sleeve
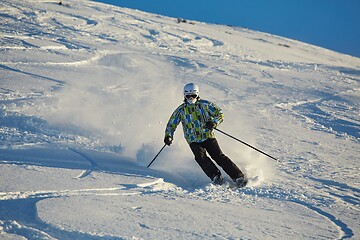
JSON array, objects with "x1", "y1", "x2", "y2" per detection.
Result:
[
  {"x1": 208, "y1": 101, "x2": 224, "y2": 126},
  {"x1": 165, "y1": 105, "x2": 182, "y2": 138}
]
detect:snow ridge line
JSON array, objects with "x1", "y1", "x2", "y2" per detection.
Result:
[
  {"x1": 0, "y1": 64, "x2": 65, "y2": 85},
  {"x1": 0, "y1": 198, "x2": 124, "y2": 239},
  {"x1": 237, "y1": 186, "x2": 354, "y2": 240},
  {"x1": 291, "y1": 200, "x2": 354, "y2": 239},
  {"x1": 0, "y1": 187, "x2": 140, "y2": 201}
]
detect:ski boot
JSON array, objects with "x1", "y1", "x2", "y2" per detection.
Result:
[
  {"x1": 234, "y1": 176, "x2": 248, "y2": 188},
  {"x1": 212, "y1": 175, "x2": 224, "y2": 185}
]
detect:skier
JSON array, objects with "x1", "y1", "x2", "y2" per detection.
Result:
[{"x1": 164, "y1": 83, "x2": 247, "y2": 187}]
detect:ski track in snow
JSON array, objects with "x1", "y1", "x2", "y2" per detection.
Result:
[
  {"x1": 69, "y1": 148, "x2": 98, "y2": 178},
  {"x1": 1, "y1": 0, "x2": 360, "y2": 239}
]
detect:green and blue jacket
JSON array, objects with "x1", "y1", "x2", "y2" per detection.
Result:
[{"x1": 165, "y1": 99, "x2": 224, "y2": 144}]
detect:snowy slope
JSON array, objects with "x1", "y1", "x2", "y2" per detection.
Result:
[{"x1": 1, "y1": 0, "x2": 359, "y2": 239}]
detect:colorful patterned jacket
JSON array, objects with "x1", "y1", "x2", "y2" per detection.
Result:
[{"x1": 165, "y1": 99, "x2": 224, "y2": 144}]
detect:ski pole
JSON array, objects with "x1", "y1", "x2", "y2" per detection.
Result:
[
  {"x1": 147, "y1": 144, "x2": 167, "y2": 168},
  {"x1": 215, "y1": 128, "x2": 278, "y2": 162}
]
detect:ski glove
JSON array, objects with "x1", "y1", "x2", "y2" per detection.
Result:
[
  {"x1": 164, "y1": 136, "x2": 173, "y2": 146},
  {"x1": 205, "y1": 120, "x2": 216, "y2": 130}
]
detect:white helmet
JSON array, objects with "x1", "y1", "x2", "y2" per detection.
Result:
[
  {"x1": 184, "y1": 83, "x2": 199, "y2": 96},
  {"x1": 183, "y1": 83, "x2": 199, "y2": 104}
]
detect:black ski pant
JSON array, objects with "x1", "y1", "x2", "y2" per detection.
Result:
[{"x1": 189, "y1": 138, "x2": 244, "y2": 181}]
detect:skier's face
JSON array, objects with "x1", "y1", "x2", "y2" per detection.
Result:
[{"x1": 185, "y1": 94, "x2": 197, "y2": 104}]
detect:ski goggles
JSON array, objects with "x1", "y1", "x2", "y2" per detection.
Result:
[{"x1": 185, "y1": 94, "x2": 198, "y2": 99}]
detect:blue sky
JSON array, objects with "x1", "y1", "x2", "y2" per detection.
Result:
[{"x1": 95, "y1": 0, "x2": 360, "y2": 58}]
